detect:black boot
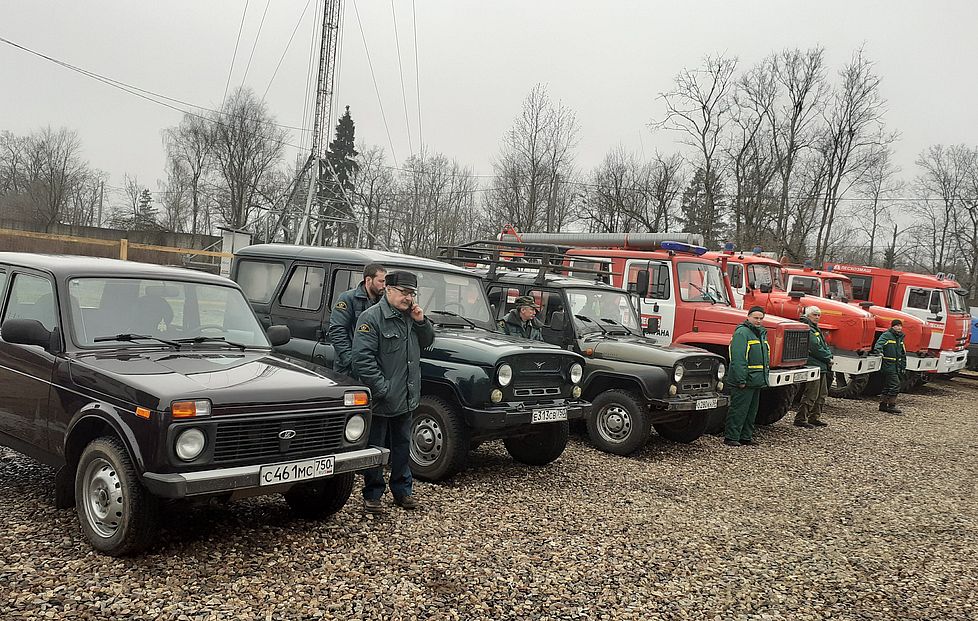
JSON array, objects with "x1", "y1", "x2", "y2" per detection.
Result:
[
  {"x1": 888, "y1": 396, "x2": 903, "y2": 414},
  {"x1": 879, "y1": 400, "x2": 888, "y2": 412}
]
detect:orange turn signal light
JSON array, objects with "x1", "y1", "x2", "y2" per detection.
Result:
[
  {"x1": 344, "y1": 391, "x2": 369, "y2": 407},
  {"x1": 171, "y1": 399, "x2": 211, "y2": 418},
  {"x1": 135, "y1": 407, "x2": 151, "y2": 420}
]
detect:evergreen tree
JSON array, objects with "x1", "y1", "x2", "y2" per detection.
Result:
[
  {"x1": 679, "y1": 167, "x2": 727, "y2": 248},
  {"x1": 318, "y1": 106, "x2": 361, "y2": 245},
  {"x1": 134, "y1": 189, "x2": 160, "y2": 230}
]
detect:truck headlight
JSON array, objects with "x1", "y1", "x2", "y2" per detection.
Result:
[
  {"x1": 497, "y1": 364, "x2": 513, "y2": 387},
  {"x1": 716, "y1": 362, "x2": 726, "y2": 380},
  {"x1": 674, "y1": 364, "x2": 685, "y2": 382},
  {"x1": 669, "y1": 384, "x2": 678, "y2": 396},
  {"x1": 175, "y1": 428, "x2": 206, "y2": 461},
  {"x1": 491, "y1": 389, "x2": 503, "y2": 403},
  {"x1": 572, "y1": 385, "x2": 582, "y2": 398},
  {"x1": 570, "y1": 363, "x2": 583, "y2": 384},
  {"x1": 345, "y1": 415, "x2": 365, "y2": 442}
]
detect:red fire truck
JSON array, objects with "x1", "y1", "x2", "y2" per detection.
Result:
[
  {"x1": 499, "y1": 230, "x2": 819, "y2": 424},
  {"x1": 710, "y1": 248, "x2": 881, "y2": 398},
  {"x1": 782, "y1": 265, "x2": 938, "y2": 392},
  {"x1": 822, "y1": 263, "x2": 970, "y2": 376}
]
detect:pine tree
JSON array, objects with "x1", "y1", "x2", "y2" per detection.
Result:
[
  {"x1": 134, "y1": 189, "x2": 160, "y2": 230},
  {"x1": 318, "y1": 106, "x2": 361, "y2": 245},
  {"x1": 679, "y1": 168, "x2": 727, "y2": 248}
]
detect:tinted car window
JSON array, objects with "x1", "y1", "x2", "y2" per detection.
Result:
[
  {"x1": 3, "y1": 273, "x2": 58, "y2": 331},
  {"x1": 280, "y1": 265, "x2": 325, "y2": 310},
  {"x1": 906, "y1": 288, "x2": 931, "y2": 310},
  {"x1": 330, "y1": 269, "x2": 359, "y2": 305},
  {"x1": 237, "y1": 260, "x2": 285, "y2": 303}
]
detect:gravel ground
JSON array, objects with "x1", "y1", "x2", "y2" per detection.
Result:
[{"x1": 2, "y1": 378, "x2": 977, "y2": 621}]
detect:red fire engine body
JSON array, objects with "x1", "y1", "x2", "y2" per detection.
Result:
[{"x1": 822, "y1": 263, "x2": 970, "y2": 375}]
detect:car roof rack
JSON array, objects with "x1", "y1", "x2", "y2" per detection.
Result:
[{"x1": 438, "y1": 240, "x2": 617, "y2": 286}]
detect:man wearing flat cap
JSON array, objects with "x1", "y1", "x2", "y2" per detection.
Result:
[
  {"x1": 873, "y1": 319, "x2": 907, "y2": 414},
  {"x1": 725, "y1": 305, "x2": 770, "y2": 447},
  {"x1": 352, "y1": 270, "x2": 435, "y2": 512},
  {"x1": 498, "y1": 295, "x2": 544, "y2": 341}
]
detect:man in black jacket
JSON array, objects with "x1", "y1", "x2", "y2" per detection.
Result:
[
  {"x1": 352, "y1": 270, "x2": 435, "y2": 512},
  {"x1": 498, "y1": 295, "x2": 544, "y2": 341},
  {"x1": 327, "y1": 263, "x2": 386, "y2": 376}
]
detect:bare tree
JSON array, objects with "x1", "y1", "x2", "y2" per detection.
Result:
[
  {"x1": 164, "y1": 114, "x2": 215, "y2": 238},
  {"x1": 486, "y1": 84, "x2": 579, "y2": 233},
  {"x1": 350, "y1": 145, "x2": 396, "y2": 249},
  {"x1": 656, "y1": 54, "x2": 738, "y2": 240},
  {"x1": 854, "y1": 146, "x2": 902, "y2": 263},
  {"x1": 912, "y1": 144, "x2": 974, "y2": 272}
]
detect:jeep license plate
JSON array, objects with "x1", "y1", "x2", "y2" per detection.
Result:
[
  {"x1": 695, "y1": 398, "x2": 718, "y2": 410},
  {"x1": 259, "y1": 456, "x2": 335, "y2": 486},
  {"x1": 531, "y1": 407, "x2": 568, "y2": 424},
  {"x1": 794, "y1": 371, "x2": 810, "y2": 382}
]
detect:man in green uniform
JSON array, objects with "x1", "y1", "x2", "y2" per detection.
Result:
[
  {"x1": 873, "y1": 319, "x2": 906, "y2": 414},
  {"x1": 794, "y1": 306, "x2": 833, "y2": 428},
  {"x1": 327, "y1": 263, "x2": 386, "y2": 376},
  {"x1": 498, "y1": 295, "x2": 544, "y2": 341},
  {"x1": 725, "y1": 306, "x2": 770, "y2": 446},
  {"x1": 352, "y1": 270, "x2": 435, "y2": 512}
]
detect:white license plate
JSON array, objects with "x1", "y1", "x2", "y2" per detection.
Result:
[
  {"x1": 794, "y1": 371, "x2": 811, "y2": 382},
  {"x1": 259, "y1": 456, "x2": 335, "y2": 486},
  {"x1": 695, "y1": 398, "x2": 718, "y2": 410},
  {"x1": 531, "y1": 408, "x2": 568, "y2": 423}
]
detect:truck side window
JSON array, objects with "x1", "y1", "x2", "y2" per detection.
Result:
[
  {"x1": 849, "y1": 275, "x2": 872, "y2": 301},
  {"x1": 3, "y1": 274, "x2": 58, "y2": 332},
  {"x1": 790, "y1": 276, "x2": 819, "y2": 295},
  {"x1": 727, "y1": 264, "x2": 743, "y2": 289},
  {"x1": 236, "y1": 260, "x2": 285, "y2": 303},
  {"x1": 906, "y1": 289, "x2": 930, "y2": 310},
  {"x1": 527, "y1": 290, "x2": 565, "y2": 326},
  {"x1": 280, "y1": 265, "x2": 326, "y2": 311},
  {"x1": 329, "y1": 269, "x2": 358, "y2": 306},
  {"x1": 627, "y1": 263, "x2": 670, "y2": 299},
  {"x1": 486, "y1": 287, "x2": 507, "y2": 319}
]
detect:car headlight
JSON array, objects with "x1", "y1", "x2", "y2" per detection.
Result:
[
  {"x1": 668, "y1": 384, "x2": 678, "y2": 396},
  {"x1": 491, "y1": 389, "x2": 503, "y2": 403},
  {"x1": 345, "y1": 415, "x2": 365, "y2": 442},
  {"x1": 572, "y1": 385, "x2": 582, "y2": 398},
  {"x1": 570, "y1": 363, "x2": 583, "y2": 384},
  {"x1": 674, "y1": 364, "x2": 685, "y2": 382},
  {"x1": 716, "y1": 381, "x2": 724, "y2": 392},
  {"x1": 716, "y1": 362, "x2": 726, "y2": 380},
  {"x1": 497, "y1": 364, "x2": 513, "y2": 387},
  {"x1": 175, "y1": 428, "x2": 206, "y2": 461}
]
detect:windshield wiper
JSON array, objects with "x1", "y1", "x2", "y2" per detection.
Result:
[
  {"x1": 93, "y1": 333, "x2": 182, "y2": 348},
  {"x1": 174, "y1": 336, "x2": 249, "y2": 350},
  {"x1": 599, "y1": 317, "x2": 636, "y2": 335},
  {"x1": 428, "y1": 309, "x2": 481, "y2": 329},
  {"x1": 574, "y1": 314, "x2": 609, "y2": 337},
  {"x1": 689, "y1": 282, "x2": 717, "y2": 304}
]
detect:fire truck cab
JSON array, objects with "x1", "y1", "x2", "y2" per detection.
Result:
[{"x1": 824, "y1": 263, "x2": 970, "y2": 375}]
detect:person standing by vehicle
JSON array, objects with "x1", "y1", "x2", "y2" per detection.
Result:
[
  {"x1": 352, "y1": 270, "x2": 435, "y2": 512},
  {"x1": 725, "y1": 306, "x2": 770, "y2": 447},
  {"x1": 794, "y1": 306, "x2": 833, "y2": 429},
  {"x1": 498, "y1": 295, "x2": 544, "y2": 341},
  {"x1": 328, "y1": 263, "x2": 386, "y2": 376},
  {"x1": 873, "y1": 319, "x2": 907, "y2": 414}
]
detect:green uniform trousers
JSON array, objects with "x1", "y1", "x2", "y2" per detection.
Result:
[
  {"x1": 726, "y1": 386, "x2": 761, "y2": 443},
  {"x1": 795, "y1": 375, "x2": 828, "y2": 424},
  {"x1": 881, "y1": 370, "x2": 901, "y2": 397}
]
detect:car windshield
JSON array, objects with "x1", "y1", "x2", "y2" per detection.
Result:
[
  {"x1": 68, "y1": 277, "x2": 270, "y2": 348},
  {"x1": 824, "y1": 277, "x2": 852, "y2": 300},
  {"x1": 565, "y1": 288, "x2": 641, "y2": 334},
  {"x1": 747, "y1": 264, "x2": 786, "y2": 291},
  {"x1": 946, "y1": 288, "x2": 968, "y2": 314},
  {"x1": 678, "y1": 262, "x2": 731, "y2": 305},
  {"x1": 415, "y1": 269, "x2": 493, "y2": 327}
]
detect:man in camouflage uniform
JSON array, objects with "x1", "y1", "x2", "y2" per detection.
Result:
[
  {"x1": 873, "y1": 319, "x2": 907, "y2": 414},
  {"x1": 327, "y1": 263, "x2": 386, "y2": 376},
  {"x1": 498, "y1": 295, "x2": 543, "y2": 341}
]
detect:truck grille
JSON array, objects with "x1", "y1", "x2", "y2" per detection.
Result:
[
  {"x1": 509, "y1": 354, "x2": 564, "y2": 389},
  {"x1": 212, "y1": 412, "x2": 348, "y2": 464},
  {"x1": 782, "y1": 329, "x2": 809, "y2": 363},
  {"x1": 677, "y1": 356, "x2": 717, "y2": 394}
]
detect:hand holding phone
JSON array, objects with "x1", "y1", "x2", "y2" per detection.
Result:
[{"x1": 410, "y1": 303, "x2": 425, "y2": 322}]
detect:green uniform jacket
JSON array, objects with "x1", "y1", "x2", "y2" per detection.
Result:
[
  {"x1": 801, "y1": 316, "x2": 834, "y2": 372},
  {"x1": 872, "y1": 328, "x2": 906, "y2": 374},
  {"x1": 498, "y1": 309, "x2": 544, "y2": 341},
  {"x1": 327, "y1": 283, "x2": 378, "y2": 376},
  {"x1": 728, "y1": 320, "x2": 770, "y2": 388},
  {"x1": 352, "y1": 295, "x2": 435, "y2": 416}
]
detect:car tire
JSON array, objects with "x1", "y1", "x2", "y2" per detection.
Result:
[
  {"x1": 503, "y1": 420, "x2": 570, "y2": 465},
  {"x1": 828, "y1": 371, "x2": 869, "y2": 399},
  {"x1": 902, "y1": 370, "x2": 925, "y2": 392},
  {"x1": 654, "y1": 412, "x2": 709, "y2": 444},
  {"x1": 755, "y1": 385, "x2": 796, "y2": 425},
  {"x1": 75, "y1": 436, "x2": 159, "y2": 556},
  {"x1": 284, "y1": 472, "x2": 355, "y2": 519},
  {"x1": 587, "y1": 389, "x2": 651, "y2": 455},
  {"x1": 863, "y1": 371, "x2": 884, "y2": 396},
  {"x1": 410, "y1": 395, "x2": 470, "y2": 482}
]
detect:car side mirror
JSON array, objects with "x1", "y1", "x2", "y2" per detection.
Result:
[
  {"x1": 549, "y1": 311, "x2": 566, "y2": 332},
  {"x1": 788, "y1": 291, "x2": 805, "y2": 300},
  {"x1": 644, "y1": 317, "x2": 660, "y2": 335},
  {"x1": 266, "y1": 325, "x2": 291, "y2": 347},
  {"x1": 636, "y1": 270, "x2": 650, "y2": 298},
  {"x1": 759, "y1": 283, "x2": 773, "y2": 294},
  {"x1": 2, "y1": 319, "x2": 57, "y2": 351}
]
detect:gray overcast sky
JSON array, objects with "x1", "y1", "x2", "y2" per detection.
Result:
[{"x1": 2, "y1": 0, "x2": 977, "y2": 197}]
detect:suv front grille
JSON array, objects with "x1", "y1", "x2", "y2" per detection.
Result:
[
  {"x1": 514, "y1": 387, "x2": 561, "y2": 397},
  {"x1": 782, "y1": 329, "x2": 809, "y2": 363},
  {"x1": 212, "y1": 412, "x2": 348, "y2": 464},
  {"x1": 509, "y1": 354, "x2": 564, "y2": 389}
]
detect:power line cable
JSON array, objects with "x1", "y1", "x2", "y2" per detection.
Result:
[
  {"x1": 412, "y1": 0, "x2": 423, "y2": 152},
  {"x1": 240, "y1": 0, "x2": 272, "y2": 87},
  {"x1": 261, "y1": 0, "x2": 313, "y2": 101},
  {"x1": 391, "y1": 0, "x2": 413, "y2": 155},
  {"x1": 224, "y1": 0, "x2": 251, "y2": 102},
  {"x1": 352, "y1": 0, "x2": 398, "y2": 163}
]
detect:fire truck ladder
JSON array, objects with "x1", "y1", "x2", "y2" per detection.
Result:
[{"x1": 439, "y1": 240, "x2": 617, "y2": 286}]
